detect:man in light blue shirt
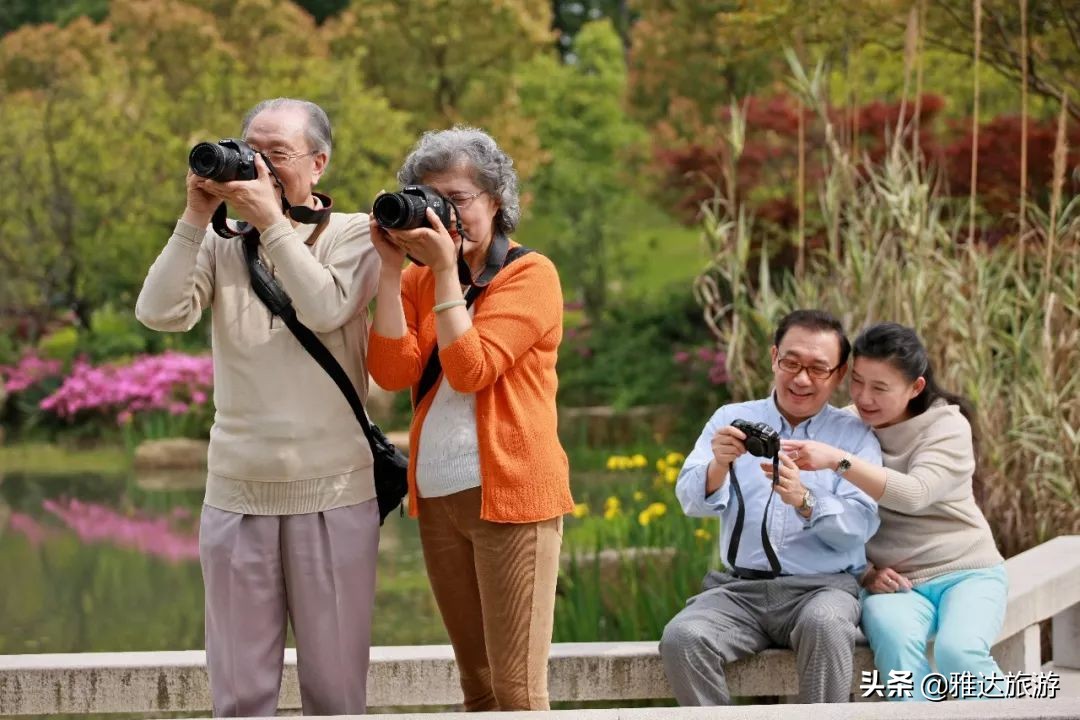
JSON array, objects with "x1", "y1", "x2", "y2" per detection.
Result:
[{"x1": 660, "y1": 309, "x2": 882, "y2": 706}]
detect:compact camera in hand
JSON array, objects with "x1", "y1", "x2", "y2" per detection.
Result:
[
  {"x1": 189, "y1": 138, "x2": 263, "y2": 182},
  {"x1": 731, "y1": 419, "x2": 781, "y2": 458},
  {"x1": 372, "y1": 185, "x2": 454, "y2": 230}
]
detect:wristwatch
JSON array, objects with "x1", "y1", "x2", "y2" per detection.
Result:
[
  {"x1": 799, "y1": 488, "x2": 816, "y2": 515},
  {"x1": 836, "y1": 454, "x2": 853, "y2": 476}
]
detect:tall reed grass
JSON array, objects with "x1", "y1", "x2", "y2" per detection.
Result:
[{"x1": 694, "y1": 58, "x2": 1079, "y2": 558}]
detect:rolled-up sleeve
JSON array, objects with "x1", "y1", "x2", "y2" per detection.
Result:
[
  {"x1": 676, "y1": 407, "x2": 732, "y2": 517},
  {"x1": 800, "y1": 427, "x2": 881, "y2": 550},
  {"x1": 368, "y1": 269, "x2": 426, "y2": 392}
]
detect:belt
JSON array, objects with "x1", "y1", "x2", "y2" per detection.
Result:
[{"x1": 730, "y1": 566, "x2": 792, "y2": 581}]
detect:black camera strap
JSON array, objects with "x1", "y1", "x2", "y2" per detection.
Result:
[
  {"x1": 239, "y1": 232, "x2": 393, "y2": 493},
  {"x1": 414, "y1": 234, "x2": 533, "y2": 408},
  {"x1": 726, "y1": 456, "x2": 784, "y2": 579}
]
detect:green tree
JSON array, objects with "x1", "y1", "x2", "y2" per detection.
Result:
[{"x1": 520, "y1": 20, "x2": 648, "y2": 322}]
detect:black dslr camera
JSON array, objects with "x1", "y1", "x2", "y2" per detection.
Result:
[
  {"x1": 731, "y1": 419, "x2": 780, "y2": 458},
  {"x1": 189, "y1": 138, "x2": 262, "y2": 182},
  {"x1": 372, "y1": 185, "x2": 454, "y2": 230}
]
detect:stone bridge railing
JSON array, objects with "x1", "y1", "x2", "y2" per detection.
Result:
[{"x1": 1, "y1": 535, "x2": 1077, "y2": 716}]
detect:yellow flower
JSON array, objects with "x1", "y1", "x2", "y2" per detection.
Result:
[
  {"x1": 631, "y1": 453, "x2": 647, "y2": 468},
  {"x1": 666, "y1": 451, "x2": 686, "y2": 467},
  {"x1": 633, "y1": 490, "x2": 646, "y2": 502},
  {"x1": 572, "y1": 503, "x2": 590, "y2": 519},
  {"x1": 604, "y1": 496, "x2": 620, "y2": 511},
  {"x1": 656, "y1": 459, "x2": 668, "y2": 473},
  {"x1": 605, "y1": 506, "x2": 621, "y2": 521},
  {"x1": 606, "y1": 456, "x2": 619, "y2": 471},
  {"x1": 694, "y1": 528, "x2": 712, "y2": 542},
  {"x1": 665, "y1": 467, "x2": 680, "y2": 484},
  {"x1": 638, "y1": 509, "x2": 653, "y2": 526},
  {"x1": 646, "y1": 502, "x2": 667, "y2": 517}
]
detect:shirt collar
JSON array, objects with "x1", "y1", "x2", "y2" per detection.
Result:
[{"x1": 767, "y1": 391, "x2": 832, "y2": 439}]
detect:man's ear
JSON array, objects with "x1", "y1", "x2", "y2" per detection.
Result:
[
  {"x1": 770, "y1": 345, "x2": 779, "y2": 367},
  {"x1": 833, "y1": 363, "x2": 848, "y2": 383},
  {"x1": 311, "y1": 151, "x2": 329, "y2": 185}
]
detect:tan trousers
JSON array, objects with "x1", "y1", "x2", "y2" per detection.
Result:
[
  {"x1": 199, "y1": 499, "x2": 380, "y2": 717},
  {"x1": 419, "y1": 487, "x2": 563, "y2": 711}
]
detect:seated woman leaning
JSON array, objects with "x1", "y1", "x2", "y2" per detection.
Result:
[{"x1": 783, "y1": 322, "x2": 1006, "y2": 701}]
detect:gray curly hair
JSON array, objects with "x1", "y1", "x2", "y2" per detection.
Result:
[{"x1": 397, "y1": 127, "x2": 521, "y2": 235}]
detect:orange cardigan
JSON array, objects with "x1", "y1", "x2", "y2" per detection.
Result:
[{"x1": 367, "y1": 250, "x2": 573, "y2": 523}]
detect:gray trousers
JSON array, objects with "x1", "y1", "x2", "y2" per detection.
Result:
[
  {"x1": 199, "y1": 499, "x2": 380, "y2": 717},
  {"x1": 659, "y1": 569, "x2": 861, "y2": 705}
]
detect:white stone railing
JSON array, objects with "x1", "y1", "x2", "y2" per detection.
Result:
[{"x1": 1, "y1": 535, "x2": 1077, "y2": 716}]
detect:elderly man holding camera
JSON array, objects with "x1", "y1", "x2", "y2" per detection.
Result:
[
  {"x1": 660, "y1": 309, "x2": 882, "y2": 705},
  {"x1": 135, "y1": 98, "x2": 381, "y2": 716}
]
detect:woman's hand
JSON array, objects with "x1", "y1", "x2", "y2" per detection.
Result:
[
  {"x1": 203, "y1": 154, "x2": 285, "y2": 231},
  {"x1": 781, "y1": 439, "x2": 845, "y2": 473},
  {"x1": 863, "y1": 566, "x2": 913, "y2": 594},
  {"x1": 369, "y1": 212, "x2": 407, "y2": 274},
  {"x1": 385, "y1": 208, "x2": 458, "y2": 273}
]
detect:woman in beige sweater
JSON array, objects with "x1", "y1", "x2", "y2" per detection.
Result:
[{"x1": 784, "y1": 322, "x2": 1005, "y2": 701}]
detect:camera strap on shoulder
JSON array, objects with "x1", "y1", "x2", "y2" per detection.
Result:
[
  {"x1": 414, "y1": 236, "x2": 532, "y2": 408},
  {"x1": 240, "y1": 232, "x2": 386, "y2": 473},
  {"x1": 726, "y1": 456, "x2": 784, "y2": 580}
]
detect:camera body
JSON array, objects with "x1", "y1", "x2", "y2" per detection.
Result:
[
  {"x1": 189, "y1": 138, "x2": 260, "y2": 182},
  {"x1": 372, "y1": 185, "x2": 453, "y2": 231},
  {"x1": 731, "y1": 419, "x2": 781, "y2": 458}
]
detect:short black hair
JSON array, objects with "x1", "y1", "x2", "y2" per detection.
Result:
[{"x1": 773, "y1": 309, "x2": 851, "y2": 366}]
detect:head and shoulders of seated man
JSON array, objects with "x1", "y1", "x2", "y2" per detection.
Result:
[{"x1": 723, "y1": 309, "x2": 871, "y2": 438}]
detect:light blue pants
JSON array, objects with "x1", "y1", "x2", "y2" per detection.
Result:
[{"x1": 860, "y1": 564, "x2": 1008, "y2": 701}]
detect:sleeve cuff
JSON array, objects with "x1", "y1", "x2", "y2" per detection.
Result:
[
  {"x1": 259, "y1": 218, "x2": 296, "y2": 250},
  {"x1": 804, "y1": 492, "x2": 843, "y2": 527},
  {"x1": 174, "y1": 219, "x2": 207, "y2": 244}
]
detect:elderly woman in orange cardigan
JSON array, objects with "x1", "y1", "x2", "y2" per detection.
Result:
[{"x1": 367, "y1": 127, "x2": 574, "y2": 712}]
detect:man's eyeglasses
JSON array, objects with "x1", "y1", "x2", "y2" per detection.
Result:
[
  {"x1": 776, "y1": 356, "x2": 842, "y2": 380},
  {"x1": 447, "y1": 191, "x2": 485, "y2": 209},
  {"x1": 253, "y1": 148, "x2": 317, "y2": 165}
]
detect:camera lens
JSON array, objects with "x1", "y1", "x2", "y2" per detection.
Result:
[
  {"x1": 746, "y1": 438, "x2": 765, "y2": 457},
  {"x1": 373, "y1": 192, "x2": 427, "y2": 229},
  {"x1": 189, "y1": 142, "x2": 241, "y2": 181}
]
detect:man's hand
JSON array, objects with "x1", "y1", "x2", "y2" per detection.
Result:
[
  {"x1": 181, "y1": 171, "x2": 219, "y2": 228},
  {"x1": 760, "y1": 452, "x2": 807, "y2": 510},
  {"x1": 862, "y1": 566, "x2": 912, "y2": 594},
  {"x1": 203, "y1": 154, "x2": 285, "y2": 231}
]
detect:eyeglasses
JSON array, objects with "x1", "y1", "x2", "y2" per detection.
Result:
[
  {"x1": 776, "y1": 356, "x2": 842, "y2": 380},
  {"x1": 446, "y1": 191, "x2": 485, "y2": 209},
  {"x1": 252, "y1": 148, "x2": 317, "y2": 165}
]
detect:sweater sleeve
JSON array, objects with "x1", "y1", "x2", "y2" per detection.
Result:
[
  {"x1": 438, "y1": 255, "x2": 562, "y2": 394},
  {"x1": 368, "y1": 268, "x2": 426, "y2": 392},
  {"x1": 879, "y1": 413, "x2": 976, "y2": 513},
  {"x1": 260, "y1": 214, "x2": 381, "y2": 333},
  {"x1": 135, "y1": 220, "x2": 215, "y2": 332}
]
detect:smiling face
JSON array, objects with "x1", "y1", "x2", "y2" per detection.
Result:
[
  {"x1": 850, "y1": 356, "x2": 926, "y2": 428},
  {"x1": 770, "y1": 326, "x2": 847, "y2": 427},
  {"x1": 421, "y1": 164, "x2": 500, "y2": 273},
  {"x1": 243, "y1": 106, "x2": 327, "y2": 208}
]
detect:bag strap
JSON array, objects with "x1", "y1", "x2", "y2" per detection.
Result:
[
  {"x1": 241, "y1": 233, "x2": 378, "y2": 445},
  {"x1": 414, "y1": 244, "x2": 533, "y2": 408}
]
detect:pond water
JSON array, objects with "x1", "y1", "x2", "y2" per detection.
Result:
[
  {"x1": 0, "y1": 467, "x2": 637, "y2": 655},
  {"x1": 0, "y1": 469, "x2": 449, "y2": 654}
]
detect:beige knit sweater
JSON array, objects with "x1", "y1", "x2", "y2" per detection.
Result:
[
  {"x1": 867, "y1": 399, "x2": 1003, "y2": 583},
  {"x1": 136, "y1": 213, "x2": 380, "y2": 515}
]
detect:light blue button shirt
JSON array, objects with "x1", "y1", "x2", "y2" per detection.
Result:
[{"x1": 676, "y1": 394, "x2": 882, "y2": 577}]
